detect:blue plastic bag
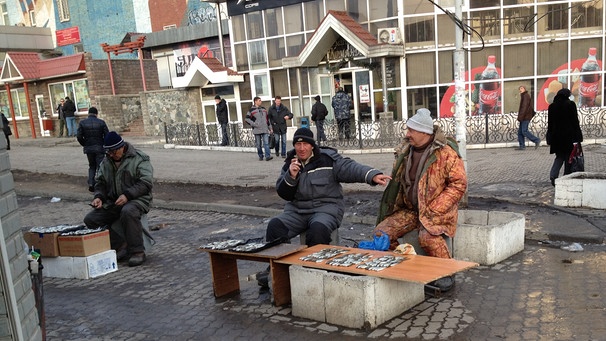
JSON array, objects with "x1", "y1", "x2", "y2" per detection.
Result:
[{"x1": 358, "y1": 231, "x2": 390, "y2": 251}]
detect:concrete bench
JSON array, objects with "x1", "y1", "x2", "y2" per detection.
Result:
[
  {"x1": 554, "y1": 172, "x2": 606, "y2": 209},
  {"x1": 399, "y1": 210, "x2": 525, "y2": 266}
]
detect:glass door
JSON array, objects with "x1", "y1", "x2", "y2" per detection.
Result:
[{"x1": 35, "y1": 95, "x2": 51, "y2": 137}]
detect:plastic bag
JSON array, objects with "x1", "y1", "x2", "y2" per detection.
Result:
[
  {"x1": 358, "y1": 231, "x2": 390, "y2": 251},
  {"x1": 269, "y1": 133, "x2": 276, "y2": 149},
  {"x1": 568, "y1": 143, "x2": 584, "y2": 173}
]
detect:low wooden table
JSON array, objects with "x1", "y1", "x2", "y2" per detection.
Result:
[
  {"x1": 200, "y1": 243, "x2": 306, "y2": 306},
  {"x1": 273, "y1": 244, "x2": 479, "y2": 305}
]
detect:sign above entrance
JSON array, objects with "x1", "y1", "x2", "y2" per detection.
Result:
[{"x1": 227, "y1": 0, "x2": 315, "y2": 16}]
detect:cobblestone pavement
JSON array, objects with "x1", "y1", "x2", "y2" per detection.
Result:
[{"x1": 18, "y1": 197, "x2": 606, "y2": 341}]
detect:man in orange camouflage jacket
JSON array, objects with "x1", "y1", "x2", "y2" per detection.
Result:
[{"x1": 375, "y1": 108, "x2": 467, "y2": 290}]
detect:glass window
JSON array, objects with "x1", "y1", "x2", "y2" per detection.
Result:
[
  {"x1": 300, "y1": 68, "x2": 310, "y2": 95},
  {"x1": 289, "y1": 69, "x2": 299, "y2": 96},
  {"x1": 404, "y1": 16, "x2": 434, "y2": 45},
  {"x1": 231, "y1": 16, "x2": 246, "y2": 43},
  {"x1": 240, "y1": 74, "x2": 252, "y2": 100},
  {"x1": 1, "y1": 2, "x2": 8, "y2": 25},
  {"x1": 438, "y1": 51, "x2": 454, "y2": 84},
  {"x1": 308, "y1": 68, "x2": 320, "y2": 94},
  {"x1": 247, "y1": 12, "x2": 264, "y2": 39},
  {"x1": 286, "y1": 34, "x2": 305, "y2": 57},
  {"x1": 369, "y1": 0, "x2": 396, "y2": 20},
  {"x1": 234, "y1": 43, "x2": 249, "y2": 71},
  {"x1": 2, "y1": 89, "x2": 30, "y2": 119},
  {"x1": 406, "y1": 87, "x2": 437, "y2": 119},
  {"x1": 202, "y1": 85, "x2": 235, "y2": 101},
  {"x1": 57, "y1": 0, "x2": 70, "y2": 22},
  {"x1": 537, "y1": 41, "x2": 567, "y2": 76},
  {"x1": 265, "y1": 8, "x2": 283, "y2": 37},
  {"x1": 284, "y1": 5, "x2": 303, "y2": 34},
  {"x1": 406, "y1": 53, "x2": 436, "y2": 86},
  {"x1": 270, "y1": 69, "x2": 290, "y2": 98},
  {"x1": 470, "y1": 0, "x2": 499, "y2": 9},
  {"x1": 228, "y1": 102, "x2": 238, "y2": 121},
  {"x1": 503, "y1": 44, "x2": 533, "y2": 78},
  {"x1": 437, "y1": 14, "x2": 456, "y2": 47},
  {"x1": 470, "y1": 47, "x2": 500, "y2": 70},
  {"x1": 387, "y1": 89, "x2": 401, "y2": 120},
  {"x1": 73, "y1": 79, "x2": 90, "y2": 111},
  {"x1": 403, "y1": 1, "x2": 434, "y2": 15},
  {"x1": 469, "y1": 9, "x2": 500, "y2": 42},
  {"x1": 326, "y1": 0, "x2": 346, "y2": 12},
  {"x1": 503, "y1": 7, "x2": 534, "y2": 39},
  {"x1": 304, "y1": 1, "x2": 323, "y2": 31},
  {"x1": 249, "y1": 40, "x2": 267, "y2": 70},
  {"x1": 267, "y1": 38, "x2": 286, "y2": 68},
  {"x1": 253, "y1": 73, "x2": 270, "y2": 97},
  {"x1": 204, "y1": 104, "x2": 216, "y2": 123},
  {"x1": 347, "y1": 0, "x2": 367, "y2": 22},
  {"x1": 571, "y1": 39, "x2": 602, "y2": 62},
  {"x1": 571, "y1": 1, "x2": 602, "y2": 33}
]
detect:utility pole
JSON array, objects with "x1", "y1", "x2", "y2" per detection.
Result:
[{"x1": 453, "y1": 0, "x2": 468, "y2": 205}]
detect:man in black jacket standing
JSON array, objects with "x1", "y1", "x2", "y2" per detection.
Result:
[
  {"x1": 311, "y1": 95, "x2": 328, "y2": 144},
  {"x1": 268, "y1": 95, "x2": 293, "y2": 158},
  {"x1": 77, "y1": 107, "x2": 109, "y2": 192},
  {"x1": 215, "y1": 95, "x2": 229, "y2": 146}
]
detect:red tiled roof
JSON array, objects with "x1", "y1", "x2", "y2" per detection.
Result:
[
  {"x1": 200, "y1": 57, "x2": 240, "y2": 76},
  {"x1": 4, "y1": 52, "x2": 86, "y2": 82},
  {"x1": 326, "y1": 11, "x2": 379, "y2": 47}
]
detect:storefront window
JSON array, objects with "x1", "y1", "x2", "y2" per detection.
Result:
[
  {"x1": 231, "y1": 15, "x2": 246, "y2": 43},
  {"x1": 48, "y1": 80, "x2": 88, "y2": 115},
  {"x1": 347, "y1": 0, "x2": 368, "y2": 22},
  {"x1": 267, "y1": 38, "x2": 286, "y2": 68},
  {"x1": 0, "y1": 90, "x2": 28, "y2": 119},
  {"x1": 437, "y1": 14, "x2": 456, "y2": 47},
  {"x1": 469, "y1": 9, "x2": 501, "y2": 43},
  {"x1": 289, "y1": 69, "x2": 299, "y2": 96},
  {"x1": 503, "y1": 7, "x2": 534, "y2": 39},
  {"x1": 234, "y1": 43, "x2": 249, "y2": 71},
  {"x1": 286, "y1": 34, "x2": 305, "y2": 57},
  {"x1": 403, "y1": 0, "x2": 433, "y2": 14},
  {"x1": 270, "y1": 69, "x2": 290, "y2": 97},
  {"x1": 265, "y1": 8, "x2": 283, "y2": 37},
  {"x1": 240, "y1": 74, "x2": 252, "y2": 100},
  {"x1": 406, "y1": 87, "x2": 437, "y2": 119},
  {"x1": 503, "y1": 44, "x2": 533, "y2": 78},
  {"x1": 326, "y1": 0, "x2": 345, "y2": 11},
  {"x1": 406, "y1": 52, "x2": 436, "y2": 86},
  {"x1": 571, "y1": 1, "x2": 602, "y2": 33},
  {"x1": 284, "y1": 5, "x2": 303, "y2": 34},
  {"x1": 73, "y1": 79, "x2": 90, "y2": 111},
  {"x1": 537, "y1": 41, "x2": 567, "y2": 76},
  {"x1": 438, "y1": 51, "x2": 454, "y2": 84},
  {"x1": 404, "y1": 16, "x2": 434, "y2": 46},
  {"x1": 304, "y1": 1, "x2": 323, "y2": 31},
  {"x1": 247, "y1": 12, "x2": 264, "y2": 40},
  {"x1": 369, "y1": 0, "x2": 397, "y2": 20},
  {"x1": 249, "y1": 40, "x2": 267, "y2": 70},
  {"x1": 253, "y1": 72, "x2": 270, "y2": 97}
]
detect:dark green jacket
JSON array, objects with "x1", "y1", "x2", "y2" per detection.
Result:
[{"x1": 94, "y1": 142, "x2": 153, "y2": 212}]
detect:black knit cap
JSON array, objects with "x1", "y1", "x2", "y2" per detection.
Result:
[
  {"x1": 292, "y1": 127, "x2": 315, "y2": 147},
  {"x1": 103, "y1": 131, "x2": 125, "y2": 151}
]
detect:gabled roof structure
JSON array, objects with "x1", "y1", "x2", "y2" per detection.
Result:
[
  {"x1": 0, "y1": 52, "x2": 86, "y2": 83},
  {"x1": 172, "y1": 57, "x2": 243, "y2": 88},
  {"x1": 282, "y1": 10, "x2": 404, "y2": 68}
]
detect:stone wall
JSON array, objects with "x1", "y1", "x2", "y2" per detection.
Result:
[
  {"x1": 95, "y1": 95, "x2": 143, "y2": 132},
  {"x1": 85, "y1": 53, "x2": 160, "y2": 98},
  {"x1": 141, "y1": 88, "x2": 202, "y2": 136},
  {"x1": 0, "y1": 121, "x2": 42, "y2": 340}
]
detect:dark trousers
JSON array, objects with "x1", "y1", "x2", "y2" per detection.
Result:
[
  {"x1": 3, "y1": 133, "x2": 9, "y2": 150},
  {"x1": 220, "y1": 122, "x2": 229, "y2": 145},
  {"x1": 83, "y1": 202, "x2": 145, "y2": 253},
  {"x1": 58, "y1": 119, "x2": 66, "y2": 137},
  {"x1": 337, "y1": 118, "x2": 350, "y2": 139},
  {"x1": 550, "y1": 152, "x2": 572, "y2": 180},
  {"x1": 316, "y1": 120, "x2": 326, "y2": 142},
  {"x1": 87, "y1": 153, "x2": 105, "y2": 187}
]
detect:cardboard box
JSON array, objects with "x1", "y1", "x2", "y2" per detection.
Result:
[
  {"x1": 42, "y1": 250, "x2": 118, "y2": 279},
  {"x1": 23, "y1": 232, "x2": 60, "y2": 257},
  {"x1": 58, "y1": 230, "x2": 110, "y2": 257}
]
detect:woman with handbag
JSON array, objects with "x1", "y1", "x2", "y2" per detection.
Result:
[{"x1": 546, "y1": 88, "x2": 583, "y2": 186}]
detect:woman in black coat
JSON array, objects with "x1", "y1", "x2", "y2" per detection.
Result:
[{"x1": 546, "y1": 88, "x2": 583, "y2": 185}]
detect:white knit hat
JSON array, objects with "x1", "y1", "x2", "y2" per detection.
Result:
[{"x1": 406, "y1": 108, "x2": 434, "y2": 134}]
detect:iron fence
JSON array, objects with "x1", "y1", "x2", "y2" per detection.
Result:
[{"x1": 164, "y1": 107, "x2": 606, "y2": 149}]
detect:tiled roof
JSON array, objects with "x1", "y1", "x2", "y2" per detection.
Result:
[
  {"x1": 326, "y1": 10, "x2": 379, "y2": 47},
  {"x1": 1, "y1": 52, "x2": 85, "y2": 82},
  {"x1": 172, "y1": 56, "x2": 243, "y2": 88},
  {"x1": 200, "y1": 57, "x2": 240, "y2": 76}
]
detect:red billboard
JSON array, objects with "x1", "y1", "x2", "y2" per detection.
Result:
[{"x1": 56, "y1": 27, "x2": 81, "y2": 46}]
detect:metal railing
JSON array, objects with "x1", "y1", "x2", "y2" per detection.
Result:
[{"x1": 164, "y1": 107, "x2": 606, "y2": 149}]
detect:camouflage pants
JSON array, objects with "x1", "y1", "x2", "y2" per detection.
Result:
[{"x1": 374, "y1": 210, "x2": 452, "y2": 259}]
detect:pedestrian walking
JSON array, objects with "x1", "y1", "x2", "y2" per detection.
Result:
[
  {"x1": 546, "y1": 88, "x2": 583, "y2": 186},
  {"x1": 268, "y1": 95, "x2": 293, "y2": 158},
  {"x1": 83, "y1": 131, "x2": 154, "y2": 267},
  {"x1": 515, "y1": 86, "x2": 541, "y2": 150},
  {"x1": 245, "y1": 97, "x2": 273, "y2": 161},
  {"x1": 311, "y1": 95, "x2": 328, "y2": 144},
  {"x1": 1, "y1": 112, "x2": 11, "y2": 150},
  {"x1": 62, "y1": 97, "x2": 77, "y2": 137},
  {"x1": 56, "y1": 98, "x2": 67, "y2": 137},
  {"x1": 77, "y1": 107, "x2": 109, "y2": 192},
  {"x1": 215, "y1": 95, "x2": 229, "y2": 146},
  {"x1": 332, "y1": 87, "x2": 352, "y2": 140}
]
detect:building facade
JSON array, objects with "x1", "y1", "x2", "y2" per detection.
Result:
[{"x1": 186, "y1": 0, "x2": 604, "y2": 131}]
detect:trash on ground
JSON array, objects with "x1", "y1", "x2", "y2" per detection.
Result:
[
  {"x1": 50, "y1": 197, "x2": 61, "y2": 203},
  {"x1": 561, "y1": 242, "x2": 584, "y2": 252}
]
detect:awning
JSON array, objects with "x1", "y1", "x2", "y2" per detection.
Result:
[{"x1": 171, "y1": 57, "x2": 243, "y2": 88}]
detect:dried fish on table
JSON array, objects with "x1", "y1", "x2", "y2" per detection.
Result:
[
  {"x1": 356, "y1": 255, "x2": 406, "y2": 271},
  {"x1": 326, "y1": 252, "x2": 372, "y2": 267},
  {"x1": 300, "y1": 248, "x2": 349, "y2": 263},
  {"x1": 199, "y1": 239, "x2": 245, "y2": 250}
]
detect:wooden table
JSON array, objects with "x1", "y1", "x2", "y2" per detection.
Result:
[
  {"x1": 200, "y1": 243, "x2": 307, "y2": 306},
  {"x1": 273, "y1": 244, "x2": 478, "y2": 305}
]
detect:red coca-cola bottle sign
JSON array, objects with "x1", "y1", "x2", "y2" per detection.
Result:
[
  {"x1": 479, "y1": 55, "x2": 500, "y2": 115},
  {"x1": 579, "y1": 47, "x2": 600, "y2": 107}
]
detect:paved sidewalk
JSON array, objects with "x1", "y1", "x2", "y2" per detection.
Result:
[{"x1": 10, "y1": 136, "x2": 606, "y2": 340}]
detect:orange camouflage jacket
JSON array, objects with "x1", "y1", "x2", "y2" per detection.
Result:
[{"x1": 376, "y1": 126, "x2": 468, "y2": 237}]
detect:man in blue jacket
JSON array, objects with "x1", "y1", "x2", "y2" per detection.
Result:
[{"x1": 257, "y1": 128, "x2": 390, "y2": 287}]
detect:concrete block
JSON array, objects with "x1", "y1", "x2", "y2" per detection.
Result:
[
  {"x1": 454, "y1": 210, "x2": 525, "y2": 265},
  {"x1": 290, "y1": 266, "x2": 326, "y2": 322},
  {"x1": 289, "y1": 265, "x2": 424, "y2": 330},
  {"x1": 555, "y1": 172, "x2": 606, "y2": 209}
]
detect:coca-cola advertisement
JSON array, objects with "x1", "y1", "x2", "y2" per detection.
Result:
[
  {"x1": 537, "y1": 47, "x2": 602, "y2": 111},
  {"x1": 439, "y1": 55, "x2": 502, "y2": 118}
]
